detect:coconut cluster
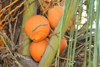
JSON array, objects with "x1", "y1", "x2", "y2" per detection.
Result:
[{"x1": 25, "y1": 6, "x2": 67, "y2": 62}]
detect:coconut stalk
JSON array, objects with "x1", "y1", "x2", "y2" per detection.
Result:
[
  {"x1": 39, "y1": 0, "x2": 81, "y2": 67},
  {"x1": 18, "y1": 0, "x2": 37, "y2": 56}
]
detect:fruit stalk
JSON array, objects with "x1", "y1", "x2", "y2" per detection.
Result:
[{"x1": 18, "y1": 0, "x2": 37, "y2": 56}]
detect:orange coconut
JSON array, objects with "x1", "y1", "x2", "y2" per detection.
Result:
[
  {"x1": 30, "y1": 39, "x2": 48, "y2": 62},
  {"x1": 48, "y1": 36, "x2": 67, "y2": 54},
  {"x1": 60, "y1": 37, "x2": 67, "y2": 54},
  {"x1": 47, "y1": 6, "x2": 63, "y2": 29},
  {"x1": 25, "y1": 15, "x2": 50, "y2": 42},
  {"x1": 48, "y1": 6, "x2": 77, "y2": 32}
]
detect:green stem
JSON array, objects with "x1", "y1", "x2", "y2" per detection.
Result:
[{"x1": 18, "y1": 0, "x2": 37, "y2": 56}]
